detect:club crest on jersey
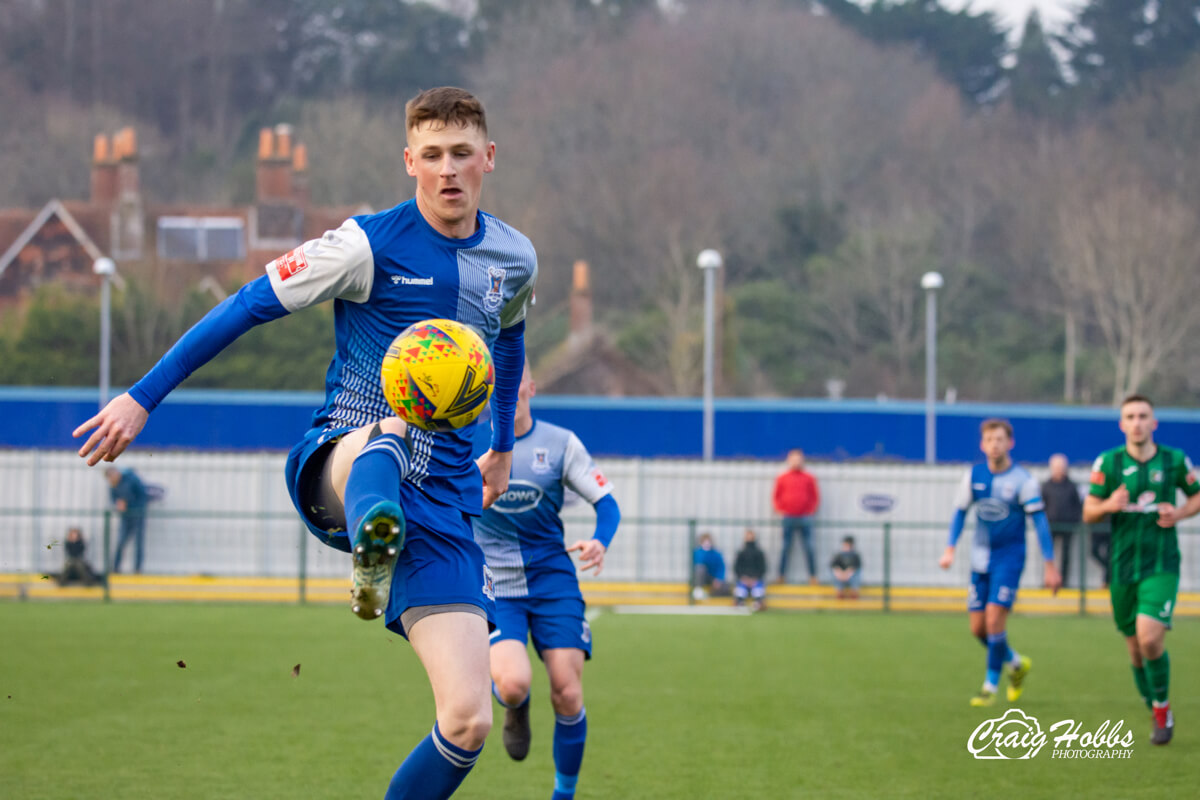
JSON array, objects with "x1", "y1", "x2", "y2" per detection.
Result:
[
  {"x1": 1150, "y1": 469, "x2": 1163, "y2": 485},
  {"x1": 531, "y1": 448, "x2": 551, "y2": 474},
  {"x1": 484, "y1": 266, "x2": 505, "y2": 312}
]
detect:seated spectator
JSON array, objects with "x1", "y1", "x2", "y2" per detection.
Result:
[
  {"x1": 830, "y1": 535, "x2": 862, "y2": 599},
  {"x1": 692, "y1": 532, "x2": 729, "y2": 598},
  {"x1": 59, "y1": 527, "x2": 103, "y2": 587},
  {"x1": 733, "y1": 529, "x2": 767, "y2": 612}
]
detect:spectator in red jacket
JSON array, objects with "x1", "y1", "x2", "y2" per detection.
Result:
[{"x1": 772, "y1": 449, "x2": 820, "y2": 584}]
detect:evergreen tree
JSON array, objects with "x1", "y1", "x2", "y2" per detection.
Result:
[
  {"x1": 820, "y1": 0, "x2": 1010, "y2": 104},
  {"x1": 1062, "y1": 0, "x2": 1200, "y2": 102},
  {"x1": 1010, "y1": 10, "x2": 1068, "y2": 118}
]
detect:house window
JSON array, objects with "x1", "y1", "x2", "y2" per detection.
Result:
[{"x1": 157, "y1": 217, "x2": 245, "y2": 261}]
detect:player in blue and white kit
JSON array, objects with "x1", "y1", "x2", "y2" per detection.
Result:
[
  {"x1": 938, "y1": 418, "x2": 1061, "y2": 707},
  {"x1": 73, "y1": 88, "x2": 536, "y2": 800},
  {"x1": 473, "y1": 366, "x2": 619, "y2": 800}
]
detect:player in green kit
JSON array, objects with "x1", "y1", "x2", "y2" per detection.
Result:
[{"x1": 1083, "y1": 394, "x2": 1200, "y2": 745}]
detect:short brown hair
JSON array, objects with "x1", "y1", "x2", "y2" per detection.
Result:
[
  {"x1": 405, "y1": 87, "x2": 488, "y2": 137},
  {"x1": 980, "y1": 418, "x2": 1013, "y2": 438},
  {"x1": 1121, "y1": 393, "x2": 1154, "y2": 410}
]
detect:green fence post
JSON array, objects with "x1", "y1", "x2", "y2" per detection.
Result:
[
  {"x1": 687, "y1": 519, "x2": 697, "y2": 605},
  {"x1": 882, "y1": 522, "x2": 891, "y2": 613},
  {"x1": 1079, "y1": 524, "x2": 1089, "y2": 617},
  {"x1": 298, "y1": 522, "x2": 308, "y2": 606},
  {"x1": 102, "y1": 510, "x2": 112, "y2": 604}
]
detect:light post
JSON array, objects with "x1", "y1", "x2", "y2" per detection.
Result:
[
  {"x1": 921, "y1": 271, "x2": 943, "y2": 464},
  {"x1": 94, "y1": 257, "x2": 116, "y2": 408},
  {"x1": 697, "y1": 248, "x2": 723, "y2": 461}
]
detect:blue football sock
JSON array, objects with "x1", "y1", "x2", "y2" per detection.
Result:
[
  {"x1": 345, "y1": 433, "x2": 410, "y2": 534},
  {"x1": 976, "y1": 633, "x2": 1016, "y2": 665},
  {"x1": 385, "y1": 722, "x2": 482, "y2": 800},
  {"x1": 552, "y1": 708, "x2": 587, "y2": 799},
  {"x1": 985, "y1": 632, "x2": 1007, "y2": 689}
]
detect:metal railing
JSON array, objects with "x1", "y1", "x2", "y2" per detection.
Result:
[{"x1": 4, "y1": 507, "x2": 1195, "y2": 615}]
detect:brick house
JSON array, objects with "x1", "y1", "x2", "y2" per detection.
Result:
[{"x1": 0, "y1": 125, "x2": 368, "y2": 310}]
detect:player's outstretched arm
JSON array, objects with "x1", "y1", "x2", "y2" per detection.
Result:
[
  {"x1": 478, "y1": 449, "x2": 513, "y2": 509},
  {"x1": 1159, "y1": 491, "x2": 1200, "y2": 528},
  {"x1": 567, "y1": 494, "x2": 620, "y2": 575},
  {"x1": 939, "y1": 508, "x2": 967, "y2": 568},
  {"x1": 1042, "y1": 560, "x2": 1062, "y2": 595},
  {"x1": 567, "y1": 539, "x2": 607, "y2": 575},
  {"x1": 73, "y1": 393, "x2": 150, "y2": 466},
  {"x1": 71, "y1": 276, "x2": 290, "y2": 467}
]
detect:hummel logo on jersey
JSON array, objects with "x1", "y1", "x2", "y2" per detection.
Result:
[
  {"x1": 1123, "y1": 465, "x2": 1138, "y2": 476},
  {"x1": 391, "y1": 275, "x2": 434, "y2": 286},
  {"x1": 973, "y1": 483, "x2": 988, "y2": 491}
]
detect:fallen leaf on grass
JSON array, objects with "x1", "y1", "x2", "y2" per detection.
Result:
[
  {"x1": 176, "y1": 660, "x2": 187, "y2": 669},
  {"x1": 292, "y1": 664, "x2": 301, "y2": 677}
]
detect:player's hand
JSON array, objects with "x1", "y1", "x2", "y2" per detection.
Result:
[
  {"x1": 567, "y1": 539, "x2": 607, "y2": 575},
  {"x1": 1157, "y1": 503, "x2": 1181, "y2": 528},
  {"x1": 938, "y1": 546, "x2": 955, "y2": 570},
  {"x1": 476, "y1": 448, "x2": 512, "y2": 509},
  {"x1": 1043, "y1": 560, "x2": 1062, "y2": 596},
  {"x1": 72, "y1": 393, "x2": 149, "y2": 466},
  {"x1": 1106, "y1": 484, "x2": 1130, "y2": 513}
]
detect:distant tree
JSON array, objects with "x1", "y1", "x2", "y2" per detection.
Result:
[
  {"x1": 1054, "y1": 176, "x2": 1200, "y2": 402},
  {"x1": 284, "y1": 0, "x2": 470, "y2": 99},
  {"x1": 1009, "y1": 10, "x2": 1068, "y2": 118},
  {"x1": 820, "y1": 0, "x2": 1010, "y2": 103},
  {"x1": 1062, "y1": 0, "x2": 1200, "y2": 103},
  {"x1": 0, "y1": 287, "x2": 98, "y2": 386}
]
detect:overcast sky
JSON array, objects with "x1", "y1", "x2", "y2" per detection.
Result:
[{"x1": 946, "y1": 0, "x2": 1078, "y2": 34}]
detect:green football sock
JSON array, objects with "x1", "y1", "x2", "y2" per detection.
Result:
[
  {"x1": 1132, "y1": 665, "x2": 1152, "y2": 709},
  {"x1": 1145, "y1": 652, "x2": 1170, "y2": 705}
]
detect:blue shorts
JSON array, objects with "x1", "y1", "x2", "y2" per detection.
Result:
[
  {"x1": 969, "y1": 561, "x2": 1023, "y2": 612},
  {"x1": 286, "y1": 425, "x2": 496, "y2": 639},
  {"x1": 490, "y1": 595, "x2": 592, "y2": 660}
]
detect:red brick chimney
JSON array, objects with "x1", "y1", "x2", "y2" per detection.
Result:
[
  {"x1": 256, "y1": 124, "x2": 294, "y2": 202},
  {"x1": 113, "y1": 127, "x2": 140, "y2": 199},
  {"x1": 90, "y1": 133, "x2": 117, "y2": 206},
  {"x1": 568, "y1": 260, "x2": 593, "y2": 341},
  {"x1": 291, "y1": 143, "x2": 310, "y2": 208}
]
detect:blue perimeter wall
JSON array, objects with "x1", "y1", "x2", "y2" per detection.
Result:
[{"x1": 6, "y1": 387, "x2": 1200, "y2": 465}]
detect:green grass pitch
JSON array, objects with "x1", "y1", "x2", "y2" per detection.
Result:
[{"x1": 1, "y1": 603, "x2": 1194, "y2": 799}]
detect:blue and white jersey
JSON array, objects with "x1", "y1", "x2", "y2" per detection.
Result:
[
  {"x1": 954, "y1": 463, "x2": 1044, "y2": 573},
  {"x1": 266, "y1": 199, "x2": 537, "y2": 514},
  {"x1": 473, "y1": 420, "x2": 613, "y2": 599}
]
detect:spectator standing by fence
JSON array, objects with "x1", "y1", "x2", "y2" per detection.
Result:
[
  {"x1": 1042, "y1": 453, "x2": 1084, "y2": 587},
  {"x1": 106, "y1": 466, "x2": 149, "y2": 574},
  {"x1": 772, "y1": 449, "x2": 820, "y2": 585}
]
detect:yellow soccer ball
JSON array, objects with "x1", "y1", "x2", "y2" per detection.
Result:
[{"x1": 380, "y1": 319, "x2": 494, "y2": 432}]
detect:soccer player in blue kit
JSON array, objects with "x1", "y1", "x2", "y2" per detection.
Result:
[
  {"x1": 938, "y1": 419, "x2": 1062, "y2": 706},
  {"x1": 473, "y1": 365, "x2": 619, "y2": 800},
  {"x1": 73, "y1": 87, "x2": 536, "y2": 800}
]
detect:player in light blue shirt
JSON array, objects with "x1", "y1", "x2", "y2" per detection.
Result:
[
  {"x1": 938, "y1": 418, "x2": 1061, "y2": 707},
  {"x1": 473, "y1": 365, "x2": 619, "y2": 800},
  {"x1": 74, "y1": 88, "x2": 535, "y2": 800}
]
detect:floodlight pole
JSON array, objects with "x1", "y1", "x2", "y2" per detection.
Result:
[
  {"x1": 94, "y1": 257, "x2": 116, "y2": 408},
  {"x1": 697, "y1": 249, "x2": 723, "y2": 461},
  {"x1": 921, "y1": 271, "x2": 944, "y2": 464}
]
